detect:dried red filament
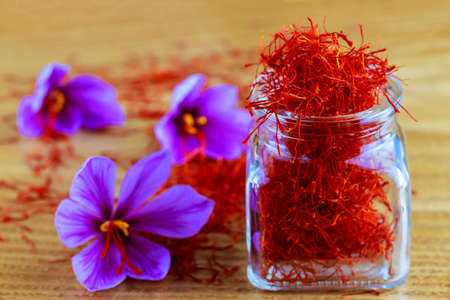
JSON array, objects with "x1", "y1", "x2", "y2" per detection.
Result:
[
  {"x1": 248, "y1": 19, "x2": 398, "y2": 121},
  {"x1": 247, "y1": 19, "x2": 403, "y2": 285}
]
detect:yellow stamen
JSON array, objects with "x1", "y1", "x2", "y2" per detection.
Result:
[
  {"x1": 181, "y1": 113, "x2": 208, "y2": 135},
  {"x1": 100, "y1": 220, "x2": 130, "y2": 236},
  {"x1": 182, "y1": 113, "x2": 198, "y2": 135},
  {"x1": 46, "y1": 90, "x2": 66, "y2": 114},
  {"x1": 196, "y1": 116, "x2": 208, "y2": 126},
  {"x1": 99, "y1": 221, "x2": 110, "y2": 233}
]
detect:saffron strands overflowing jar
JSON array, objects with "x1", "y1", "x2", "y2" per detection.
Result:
[{"x1": 245, "y1": 20, "x2": 411, "y2": 291}]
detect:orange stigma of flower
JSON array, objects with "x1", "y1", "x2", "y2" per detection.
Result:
[
  {"x1": 99, "y1": 220, "x2": 142, "y2": 275},
  {"x1": 46, "y1": 90, "x2": 66, "y2": 114},
  {"x1": 181, "y1": 112, "x2": 207, "y2": 135}
]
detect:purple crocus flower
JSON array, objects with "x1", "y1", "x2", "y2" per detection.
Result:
[
  {"x1": 54, "y1": 150, "x2": 214, "y2": 292},
  {"x1": 17, "y1": 62, "x2": 125, "y2": 137},
  {"x1": 154, "y1": 74, "x2": 252, "y2": 164}
]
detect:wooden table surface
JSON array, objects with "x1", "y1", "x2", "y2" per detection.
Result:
[{"x1": 0, "y1": 1, "x2": 449, "y2": 299}]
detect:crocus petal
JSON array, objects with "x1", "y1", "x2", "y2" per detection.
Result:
[
  {"x1": 202, "y1": 108, "x2": 252, "y2": 159},
  {"x1": 194, "y1": 84, "x2": 252, "y2": 159},
  {"x1": 126, "y1": 185, "x2": 214, "y2": 238},
  {"x1": 170, "y1": 74, "x2": 205, "y2": 110},
  {"x1": 62, "y1": 75, "x2": 125, "y2": 129},
  {"x1": 183, "y1": 135, "x2": 201, "y2": 157},
  {"x1": 32, "y1": 63, "x2": 70, "y2": 113},
  {"x1": 16, "y1": 96, "x2": 44, "y2": 137},
  {"x1": 72, "y1": 235, "x2": 125, "y2": 292},
  {"x1": 54, "y1": 199, "x2": 102, "y2": 248},
  {"x1": 69, "y1": 157, "x2": 116, "y2": 220},
  {"x1": 124, "y1": 234, "x2": 170, "y2": 280},
  {"x1": 196, "y1": 84, "x2": 239, "y2": 115},
  {"x1": 154, "y1": 115, "x2": 200, "y2": 164},
  {"x1": 154, "y1": 114, "x2": 184, "y2": 164},
  {"x1": 53, "y1": 104, "x2": 83, "y2": 135},
  {"x1": 114, "y1": 150, "x2": 171, "y2": 219}
]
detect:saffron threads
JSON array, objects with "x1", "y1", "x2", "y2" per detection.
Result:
[
  {"x1": 248, "y1": 19, "x2": 398, "y2": 122},
  {"x1": 1, "y1": 175, "x2": 67, "y2": 224},
  {"x1": 26, "y1": 142, "x2": 74, "y2": 177},
  {"x1": 0, "y1": 43, "x2": 252, "y2": 283},
  {"x1": 170, "y1": 156, "x2": 245, "y2": 239},
  {"x1": 247, "y1": 20, "x2": 409, "y2": 286},
  {"x1": 22, "y1": 233, "x2": 40, "y2": 261},
  {"x1": 164, "y1": 156, "x2": 246, "y2": 282},
  {"x1": 253, "y1": 159, "x2": 395, "y2": 283}
]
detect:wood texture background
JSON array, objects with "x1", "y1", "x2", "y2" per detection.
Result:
[{"x1": 0, "y1": 1, "x2": 449, "y2": 299}]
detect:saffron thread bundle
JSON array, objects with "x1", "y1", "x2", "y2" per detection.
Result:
[{"x1": 246, "y1": 19, "x2": 411, "y2": 287}]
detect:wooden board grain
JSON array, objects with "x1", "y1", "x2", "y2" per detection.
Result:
[{"x1": 0, "y1": 1, "x2": 449, "y2": 299}]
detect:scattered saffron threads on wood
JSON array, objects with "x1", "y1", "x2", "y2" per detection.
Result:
[
  {"x1": 0, "y1": 43, "x2": 253, "y2": 283},
  {"x1": 68, "y1": 46, "x2": 256, "y2": 122},
  {"x1": 21, "y1": 233, "x2": 40, "y2": 261},
  {"x1": 16, "y1": 222, "x2": 33, "y2": 232},
  {"x1": 1, "y1": 175, "x2": 68, "y2": 224},
  {"x1": 44, "y1": 256, "x2": 72, "y2": 264},
  {"x1": 247, "y1": 19, "x2": 407, "y2": 285},
  {"x1": 0, "y1": 136, "x2": 20, "y2": 145},
  {"x1": 341, "y1": 289, "x2": 382, "y2": 297},
  {"x1": 0, "y1": 115, "x2": 21, "y2": 145},
  {"x1": 26, "y1": 141, "x2": 75, "y2": 177},
  {"x1": 79, "y1": 289, "x2": 100, "y2": 300}
]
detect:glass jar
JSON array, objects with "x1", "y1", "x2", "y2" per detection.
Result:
[{"x1": 246, "y1": 78, "x2": 411, "y2": 291}]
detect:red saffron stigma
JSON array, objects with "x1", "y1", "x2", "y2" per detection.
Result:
[
  {"x1": 112, "y1": 230, "x2": 143, "y2": 275},
  {"x1": 100, "y1": 220, "x2": 143, "y2": 275}
]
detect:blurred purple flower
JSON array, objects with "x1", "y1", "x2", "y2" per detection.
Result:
[
  {"x1": 17, "y1": 62, "x2": 125, "y2": 137},
  {"x1": 154, "y1": 74, "x2": 252, "y2": 164},
  {"x1": 54, "y1": 150, "x2": 214, "y2": 292}
]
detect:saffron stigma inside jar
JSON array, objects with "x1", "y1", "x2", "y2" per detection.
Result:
[{"x1": 246, "y1": 78, "x2": 411, "y2": 291}]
